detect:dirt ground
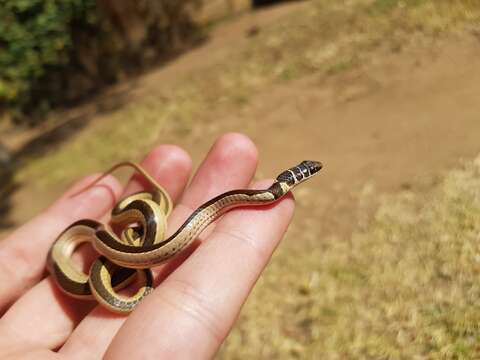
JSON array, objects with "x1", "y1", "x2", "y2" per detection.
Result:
[
  {"x1": 162, "y1": 35, "x2": 480, "y2": 238},
  {"x1": 2, "y1": 1, "x2": 480, "y2": 241},
  {"x1": 0, "y1": 3, "x2": 479, "y2": 358},
  {"x1": 0, "y1": 0, "x2": 480, "y2": 359}
]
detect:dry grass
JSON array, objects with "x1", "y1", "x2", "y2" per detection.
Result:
[
  {"x1": 15, "y1": 0, "x2": 480, "y2": 189},
  {"x1": 16, "y1": 91, "x2": 202, "y2": 187},
  {"x1": 219, "y1": 156, "x2": 480, "y2": 359}
]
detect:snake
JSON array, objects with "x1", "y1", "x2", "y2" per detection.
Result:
[{"x1": 47, "y1": 160, "x2": 322, "y2": 313}]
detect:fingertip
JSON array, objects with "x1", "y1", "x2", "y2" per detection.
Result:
[
  {"x1": 211, "y1": 133, "x2": 258, "y2": 169},
  {"x1": 126, "y1": 144, "x2": 192, "y2": 201},
  {"x1": 141, "y1": 144, "x2": 192, "y2": 187},
  {"x1": 143, "y1": 145, "x2": 192, "y2": 174}
]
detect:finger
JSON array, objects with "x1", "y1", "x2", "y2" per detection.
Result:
[
  {"x1": 0, "y1": 278, "x2": 93, "y2": 355},
  {"x1": 106, "y1": 180, "x2": 295, "y2": 359},
  {"x1": 61, "y1": 133, "x2": 258, "y2": 360},
  {"x1": 121, "y1": 145, "x2": 190, "y2": 196},
  {"x1": 0, "y1": 145, "x2": 192, "y2": 353},
  {"x1": 59, "y1": 145, "x2": 193, "y2": 359},
  {"x1": 0, "y1": 174, "x2": 122, "y2": 313},
  {"x1": 155, "y1": 131, "x2": 260, "y2": 279},
  {"x1": 177, "y1": 132, "x2": 259, "y2": 209}
]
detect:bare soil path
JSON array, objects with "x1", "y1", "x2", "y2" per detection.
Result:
[
  {"x1": 161, "y1": 37, "x2": 480, "y2": 235},
  {"x1": 3, "y1": 3, "x2": 480, "y2": 243}
]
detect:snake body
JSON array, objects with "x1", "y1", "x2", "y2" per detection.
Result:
[{"x1": 47, "y1": 160, "x2": 322, "y2": 313}]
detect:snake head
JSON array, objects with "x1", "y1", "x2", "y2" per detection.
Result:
[
  {"x1": 272, "y1": 160, "x2": 323, "y2": 196},
  {"x1": 301, "y1": 160, "x2": 322, "y2": 175}
]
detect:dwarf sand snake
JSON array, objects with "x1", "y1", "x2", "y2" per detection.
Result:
[{"x1": 47, "y1": 160, "x2": 322, "y2": 313}]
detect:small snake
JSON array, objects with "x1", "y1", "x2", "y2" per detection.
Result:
[{"x1": 47, "y1": 160, "x2": 322, "y2": 313}]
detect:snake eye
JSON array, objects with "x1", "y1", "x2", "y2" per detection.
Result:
[
  {"x1": 300, "y1": 166, "x2": 309, "y2": 177},
  {"x1": 301, "y1": 160, "x2": 322, "y2": 175}
]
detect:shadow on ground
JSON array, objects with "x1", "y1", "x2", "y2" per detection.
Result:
[
  {"x1": 0, "y1": 82, "x2": 135, "y2": 231},
  {"x1": 0, "y1": 19, "x2": 218, "y2": 232},
  {"x1": 0, "y1": 169, "x2": 18, "y2": 229},
  {"x1": 252, "y1": 0, "x2": 302, "y2": 8}
]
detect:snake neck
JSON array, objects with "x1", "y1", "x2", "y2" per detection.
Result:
[
  {"x1": 267, "y1": 181, "x2": 290, "y2": 199},
  {"x1": 163, "y1": 188, "x2": 279, "y2": 248}
]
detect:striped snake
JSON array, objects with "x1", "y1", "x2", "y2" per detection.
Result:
[{"x1": 47, "y1": 160, "x2": 322, "y2": 313}]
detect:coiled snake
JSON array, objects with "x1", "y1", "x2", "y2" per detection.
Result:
[{"x1": 47, "y1": 160, "x2": 322, "y2": 313}]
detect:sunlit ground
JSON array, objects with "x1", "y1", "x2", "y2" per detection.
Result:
[
  {"x1": 15, "y1": 0, "x2": 480, "y2": 189},
  {"x1": 3, "y1": 1, "x2": 480, "y2": 358},
  {"x1": 220, "y1": 157, "x2": 480, "y2": 358}
]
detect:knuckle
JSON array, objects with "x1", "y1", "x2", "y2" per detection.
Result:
[
  {"x1": 0, "y1": 245, "x2": 36, "y2": 289},
  {"x1": 160, "y1": 278, "x2": 224, "y2": 343},
  {"x1": 213, "y1": 227, "x2": 267, "y2": 264}
]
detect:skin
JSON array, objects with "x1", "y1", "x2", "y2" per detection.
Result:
[{"x1": 0, "y1": 133, "x2": 296, "y2": 359}]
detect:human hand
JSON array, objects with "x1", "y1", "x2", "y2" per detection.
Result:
[{"x1": 0, "y1": 133, "x2": 296, "y2": 359}]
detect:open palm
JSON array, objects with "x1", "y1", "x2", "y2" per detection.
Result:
[{"x1": 0, "y1": 133, "x2": 295, "y2": 359}]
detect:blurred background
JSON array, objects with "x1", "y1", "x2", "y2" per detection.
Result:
[{"x1": 1, "y1": 0, "x2": 480, "y2": 357}]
